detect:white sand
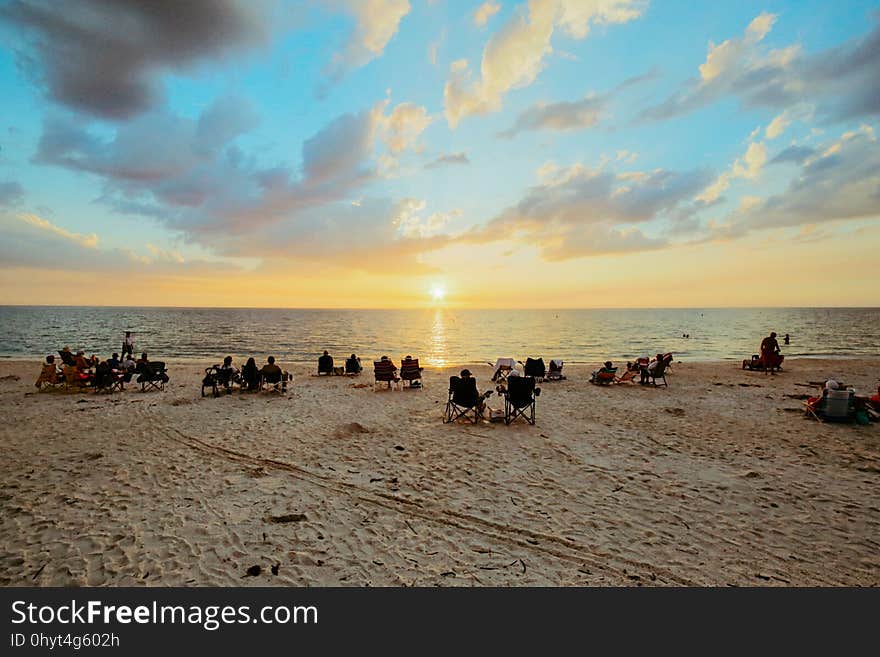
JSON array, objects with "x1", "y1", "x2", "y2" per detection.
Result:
[{"x1": 1, "y1": 358, "x2": 878, "y2": 586}]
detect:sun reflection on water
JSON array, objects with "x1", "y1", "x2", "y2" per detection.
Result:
[{"x1": 427, "y1": 308, "x2": 449, "y2": 368}]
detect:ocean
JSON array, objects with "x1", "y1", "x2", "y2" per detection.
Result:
[{"x1": 0, "y1": 306, "x2": 877, "y2": 366}]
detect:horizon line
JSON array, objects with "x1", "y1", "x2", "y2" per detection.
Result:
[{"x1": 2, "y1": 304, "x2": 879, "y2": 311}]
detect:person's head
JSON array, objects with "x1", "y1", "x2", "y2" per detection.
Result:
[
  {"x1": 460, "y1": 369, "x2": 472, "y2": 378},
  {"x1": 770, "y1": 331, "x2": 777, "y2": 338},
  {"x1": 246, "y1": 357, "x2": 256, "y2": 367},
  {"x1": 125, "y1": 331, "x2": 131, "y2": 337},
  {"x1": 604, "y1": 361, "x2": 613, "y2": 369},
  {"x1": 381, "y1": 355, "x2": 389, "y2": 361},
  {"x1": 323, "y1": 350, "x2": 329, "y2": 356},
  {"x1": 656, "y1": 353, "x2": 663, "y2": 361},
  {"x1": 267, "y1": 356, "x2": 275, "y2": 364},
  {"x1": 141, "y1": 352, "x2": 148, "y2": 360},
  {"x1": 825, "y1": 379, "x2": 839, "y2": 390},
  {"x1": 62, "y1": 346, "x2": 70, "y2": 353},
  {"x1": 223, "y1": 356, "x2": 232, "y2": 366},
  {"x1": 46, "y1": 355, "x2": 55, "y2": 364},
  {"x1": 112, "y1": 353, "x2": 119, "y2": 360},
  {"x1": 350, "y1": 354, "x2": 357, "y2": 360}
]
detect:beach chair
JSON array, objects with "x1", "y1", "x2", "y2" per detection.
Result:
[
  {"x1": 62, "y1": 365, "x2": 90, "y2": 389},
  {"x1": 93, "y1": 363, "x2": 124, "y2": 393},
  {"x1": 201, "y1": 364, "x2": 237, "y2": 397},
  {"x1": 35, "y1": 364, "x2": 64, "y2": 390},
  {"x1": 503, "y1": 376, "x2": 540, "y2": 425},
  {"x1": 546, "y1": 359, "x2": 566, "y2": 381},
  {"x1": 260, "y1": 370, "x2": 287, "y2": 393},
  {"x1": 58, "y1": 349, "x2": 77, "y2": 367},
  {"x1": 138, "y1": 361, "x2": 168, "y2": 392},
  {"x1": 400, "y1": 357, "x2": 424, "y2": 388},
  {"x1": 521, "y1": 357, "x2": 546, "y2": 381},
  {"x1": 373, "y1": 360, "x2": 400, "y2": 389},
  {"x1": 317, "y1": 354, "x2": 334, "y2": 376},
  {"x1": 345, "y1": 357, "x2": 362, "y2": 375},
  {"x1": 443, "y1": 376, "x2": 487, "y2": 424},
  {"x1": 642, "y1": 358, "x2": 669, "y2": 387},
  {"x1": 804, "y1": 388, "x2": 855, "y2": 422},
  {"x1": 590, "y1": 368, "x2": 618, "y2": 385},
  {"x1": 490, "y1": 357, "x2": 517, "y2": 383}
]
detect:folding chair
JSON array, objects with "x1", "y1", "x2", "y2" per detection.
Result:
[
  {"x1": 139, "y1": 361, "x2": 168, "y2": 392},
  {"x1": 642, "y1": 359, "x2": 669, "y2": 387},
  {"x1": 503, "y1": 376, "x2": 540, "y2": 425},
  {"x1": 317, "y1": 354, "x2": 334, "y2": 376},
  {"x1": 546, "y1": 359, "x2": 565, "y2": 381},
  {"x1": 260, "y1": 371, "x2": 287, "y2": 393},
  {"x1": 490, "y1": 357, "x2": 517, "y2": 383},
  {"x1": 93, "y1": 364, "x2": 124, "y2": 393},
  {"x1": 590, "y1": 368, "x2": 618, "y2": 385},
  {"x1": 521, "y1": 357, "x2": 546, "y2": 381},
  {"x1": 400, "y1": 357, "x2": 423, "y2": 388},
  {"x1": 373, "y1": 360, "x2": 400, "y2": 389},
  {"x1": 443, "y1": 376, "x2": 486, "y2": 423}
]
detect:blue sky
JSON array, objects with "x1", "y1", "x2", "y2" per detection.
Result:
[{"x1": 0, "y1": 0, "x2": 878, "y2": 307}]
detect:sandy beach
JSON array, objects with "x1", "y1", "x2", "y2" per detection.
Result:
[{"x1": 1, "y1": 358, "x2": 878, "y2": 587}]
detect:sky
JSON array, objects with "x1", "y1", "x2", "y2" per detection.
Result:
[{"x1": 0, "y1": 0, "x2": 878, "y2": 308}]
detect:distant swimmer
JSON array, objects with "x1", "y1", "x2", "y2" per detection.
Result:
[{"x1": 784, "y1": 333, "x2": 790, "y2": 345}]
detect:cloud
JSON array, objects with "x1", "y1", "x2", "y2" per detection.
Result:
[
  {"x1": 468, "y1": 161, "x2": 711, "y2": 260},
  {"x1": 326, "y1": 0, "x2": 410, "y2": 78},
  {"x1": 444, "y1": 0, "x2": 645, "y2": 127},
  {"x1": 498, "y1": 93, "x2": 605, "y2": 138},
  {"x1": 0, "y1": 0, "x2": 274, "y2": 119},
  {"x1": 473, "y1": 2, "x2": 501, "y2": 27},
  {"x1": 769, "y1": 144, "x2": 815, "y2": 166},
  {"x1": 726, "y1": 126, "x2": 880, "y2": 233},
  {"x1": 373, "y1": 101, "x2": 432, "y2": 154},
  {"x1": 424, "y1": 152, "x2": 470, "y2": 169},
  {"x1": 643, "y1": 13, "x2": 880, "y2": 125},
  {"x1": 16, "y1": 212, "x2": 98, "y2": 248},
  {"x1": 0, "y1": 181, "x2": 24, "y2": 207},
  {"x1": 697, "y1": 140, "x2": 767, "y2": 203}
]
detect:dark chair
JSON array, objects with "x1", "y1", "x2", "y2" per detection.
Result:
[
  {"x1": 260, "y1": 370, "x2": 287, "y2": 393},
  {"x1": 318, "y1": 354, "x2": 334, "y2": 376},
  {"x1": 503, "y1": 376, "x2": 540, "y2": 425},
  {"x1": 546, "y1": 359, "x2": 565, "y2": 381},
  {"x1": 444, "y1": 376, "x2": 487, "y2": 424},
  {"x1": 202, "y1": 365, "x2": 237, "y2": 397},
  {"x1": 345, "y1": 357, "x2": 362, "y2": 375},
  {"x1": 642, "y1": 359, "x2": 669, "y2": 387},
  {"x1": 400, "y1": 358, "x2": 423, "y2": 388},
  {"x1": 521, "y1": 357, "x2": 546, "y2": 381},
  {"x1": 58, "y1": 350, "x2": 77, "y2": 367},
  {"x1": 93, "y1": 362, "x2": 124, "y2": 393},
  {"x1": 373, "y1": 360, "x2": 400, "y2": 389},
  {"x1": 138, "y1": 361, "x2": 168, "y2": 392}
]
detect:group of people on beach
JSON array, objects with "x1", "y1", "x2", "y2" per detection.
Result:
[{"x1": 35, "y1": 346, "x2": 166, "y2": 390}]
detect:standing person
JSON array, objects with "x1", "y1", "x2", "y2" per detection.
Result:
[
  {"x1": 122, "y1": 331, "x2": 135, "y2": 358},
  {"x1": 760, "y1": 332, "x2": 781, "y2": 375}
]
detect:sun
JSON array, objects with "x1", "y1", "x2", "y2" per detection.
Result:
[{"x1": 431, "y1": 285, "x2": 446, "y2": 302}]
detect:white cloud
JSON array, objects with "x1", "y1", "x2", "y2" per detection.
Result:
[
  {"x1": 697, "y1": 140, "x2": 767, "y2": 203},
  {"x1": 444, "y1": 0, "x2": 645, "y2": 127},
  {"x1": 17, "y1": 213, "x2": 99, "y2": 249},
  {"x1": 473, "y1": 2, "x2": 501, "y2": 27},
  {"x1": 328, "y1": 0, "x2": 410, "y2": 77}
]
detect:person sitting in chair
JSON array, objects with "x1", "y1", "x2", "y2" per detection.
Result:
[
  {"x1": 640, "y1": 354, "x2": 665, "y2": 384},
  {"x1": 318, "y1": 350, "x2": 334, "y2": 374},
  {"x1": 35, "y1": 355, "x2": 61, "y2": 388},
  {"x1": 591, "y1": 361, "x2": 616, "y2": 383},
  {"x1": 261, "y1": 356, "x2": 289, "y2": 391},
  {"x1": 457, "y1": 369, "x2": 490, "y2": 413},
  {"x1": 220, "y1": 356, "x2": 240, "y2": 388},
  {"x1": 107, "y1": 353, "x2": 121, "y2": 371},
  {"x1": 241, "y1": 357, "x2": 260, "y2": 391},
  {"x1": 345, "y1": 354, "x2": 362, "y2": 374}
]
